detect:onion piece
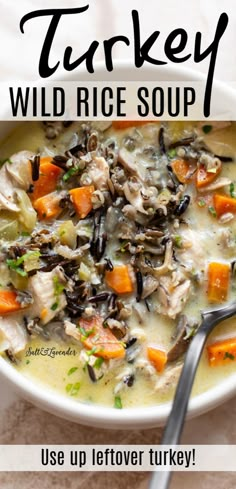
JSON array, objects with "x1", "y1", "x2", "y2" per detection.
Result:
[{"x1": 15, "y1": 189, "x2": 37, "y2": 232}]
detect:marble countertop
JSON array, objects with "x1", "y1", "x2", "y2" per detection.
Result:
[{"x1": 1, "y1": 1, "x2": 236, "y2": 487}]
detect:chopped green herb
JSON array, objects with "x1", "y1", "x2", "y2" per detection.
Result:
[
  {"x1": 173, "y1": 235, "x2": 183, "y2": 249},
  {"x1": 51, "y1": 302, "x2": 58, "y2": 311},
  {"x1": 67, "y1": 366, "x2": 78, "y2": 376},
  {"x1": 208, "y1": 206, "x2": 217, "y2": 217},
  {"x1": 77, "y1": 325, "x2": 95, "y2": 340},
  {"x1": 167, "y1": 149, "x2": 177, "y2": 158},
  {"x1": 26, "y1": 359, "x2": 30, "y2": 365},
  {"x1": 0, "y1": 158, "x2": 13, "y2": 166},
  {"x1": 230, "y1": 183, "x2": 235, "y2": 198},
  {"x1": 224, "y1": 352, "x2": 235, "y2": 361},
  {"x1": 87, "y1": 346, "x2": 99, "y2": 357},
  {"x1": 119, "y1": 240, "x2": 129, "y2": 253},
  {"x1": 65, "y1": 382, "x2": 81, "y2": 395},
  {"x1": 71, "y1": 383, "x2": 81, "y2": 397},
  {"x1": 202, "y1": 125, "x2": 212, "y2": 134},
  {"x1": 93, "y1": 357, "x2": 104, "y2": 369},
  {"x1": 21, "y1": 231, "x2": 30, "y2": 237},
  {"x1": 6, "y1": 260, "x2": 27, "y2": 277},
  {"x1": 198, "y1": 199, "x2": 206, "y2": 207},
  {"x1": 66, "y1": 383, "x2": 73, "y2": 393},
  {"x1": 114, "y1": 396, "x2": 122, "y2": 409},
  {"x1": 6, "y1": 251, "x2": 41, "y2": 277},
  {"x1": 53, "y1": 276, "x2": 65, "y2": 298},
  {"x1": 7, "y1": 257, "x2": 26, "y2": 270},
  {"x1": 184, "y1": 325, "x2": 198, "y2": 340},
  {"x1": 63, "y1": 167, "x2": 80, "y2": 182},
  {"x1": 66, "y1": 382, "x2": 81, "y2": 396}
]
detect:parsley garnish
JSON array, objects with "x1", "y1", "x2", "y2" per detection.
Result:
[
  {"x1": 198, "y1": 199, "x2": 206, "y2": 207},
  {"x1": 184, "y1": 325, "x2": 198, "y2": 340},
  {"x1": 174, "y1": 235, "x2": 183, "y2": 249},
  {"x1": 202, "y1": 125, "x2": 212, "y2": 134},
  {"x1": 77, "y1": 325, "x2": 95, "y2": 340},
  {"x1": 52, "y1": 276, "x2": 65, "y2": 309},
  {"x1": 224, "y1": 352, "x2": 235, "y2": 361},
  {"x1": 208, "y1": 206, "x2": 217, "y2": 217},
  {"x1": 67, "y1": 366, "x2": 78, "y2": 376},
  {"x1": 66, "y1": 382, "x2": 81, "y2": 396},
  {"x1": 114, "y1": 396, "x2": 122, "y2": 409},
  {"x1": 119, "y1": 240, "x2": 129, "y2": 253},
  {"x1": 167, "y1": 149, "x2": 177, "y2": 159},
  {"x1": 63, "y1": 167, "x2": 80, "y2": 182},
  {"x1": 53, "y1": 276, "x2": 65, "y2": 296},
  {"x1": 6, "y1": 260, "x2": 27, "y2": 277},
  {"x1": 93, "y1": 357, "x2": 104, "y2": 369},
  {"x1": 6, "y1": 251, "x2": 41, "y2": 277},
  {"x1": 86, "y1": 346, "x2": 99, "y2": 356},
  {"x1": 230, "y1": 183, "x2": 235, "y2": 198},
  {"x1": 0, "y1": 158, "x2": 13, "y2": 166}
]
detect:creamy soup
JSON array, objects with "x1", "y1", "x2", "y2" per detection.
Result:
[{"x1": 0, "y1": 120, "x2": 236, "y2": 409}]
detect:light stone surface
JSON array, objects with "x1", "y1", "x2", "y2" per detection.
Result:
[
  {"x1": 1, "y1": 0, "x2": 236, "y2": 487},
  {"x1": 1, "y1": 369, "x2": 236, "y2": 487}
]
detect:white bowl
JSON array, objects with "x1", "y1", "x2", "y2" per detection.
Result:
[{"x1": 0, "y1": 62, "x2": 236, "y2": 429}]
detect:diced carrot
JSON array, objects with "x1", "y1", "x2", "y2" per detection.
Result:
[
  {"x1": 78, "y1": 315, "x2": 125, "y2": 359},
  {"x1": 171, "y1": 159, "x2": 195, "y2": 184},
  {"x1": 207, "y1": 262, "x2": 230, "y2": 303},
  {"x1": 112, "y1": 121, "x2": 155, "y2": 130},
  {"x1": 214, "y1": 194, "x2": 236, "y2": 217},
  {"x1": 33, "y1": 192, "x2": 62, "y2": 220},
  {"x1": 207, "y1": 337, "x2": 236, "y2": 366},
  {"x1": 196, "y1": 163, "x2": 222, "y2": 189},
  {"x1": 0, "y1": 290, "x2": 28, "y2": 314},
  {"x1": 69, "y1": 186, "x2": 95, "y2": 219},
  {"x1": 30, "y1": 157, "x2": 62, "y2": 202},
  {"x1": 40, "y1": 308, "x2": 48, "y2": 322},
  {"x1": 105, "y1": 265, "x2": 133, "y2": 294},
  {"x1": 147, "y1": 346, "x2": 167, "y2": 373}
]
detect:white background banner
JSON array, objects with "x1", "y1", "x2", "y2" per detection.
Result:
[
  {"x1": 2, "y1": 81, "x2": 236, "y2": 120},
  {"x1": 0, "y1": 445, "x2": 235, "y2": 471}
]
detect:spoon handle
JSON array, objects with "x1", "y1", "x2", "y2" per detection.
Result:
[
  {"x1": 149, "y1": 329, "x2": 207, "y2": 489},
  {"x1": 149, "y1": 301, "x2": 236, "y2": 489}
]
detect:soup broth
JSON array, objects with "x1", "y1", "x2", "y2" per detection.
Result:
[{"x1": 0, "y1": 120, "x2": 236, "y2": 409}]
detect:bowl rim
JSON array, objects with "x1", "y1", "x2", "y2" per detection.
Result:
[
  {"x1": 1, "y1": 354, "x2": 236, "y2": 429},
  {"x1": 0, "y1": 60, "x2": 236, "y2": 429}
]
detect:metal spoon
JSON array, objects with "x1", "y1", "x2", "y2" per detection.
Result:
[{"x1": 149, "y1": 301, "x2": 236, "y2": 489}]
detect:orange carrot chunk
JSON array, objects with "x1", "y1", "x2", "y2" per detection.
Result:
[
  {"x1": 147, "y1": 346, "x2": 167, "y2": 373},
  {"x1": 105, "y1": 265, "x2": 133, "y2": 294},
  {"x1": 30, "y1": 157, "x2": 62, "y2": 202},
  {"x1": 196, "y1": 163, "x2": 222, "y2": 189},
  {"x1": 33, "y1": 192, "x2": 62, "y2": 220},
  {"x1": 171, "y1": 159, "x2": 194, "y2": 184},
  {"x1": 112, "y1": 121, "x2": 155, "y2": 130},
  {"x1": 69, "y1": 186, "x2": 95, "y2": 219},
  {"x1": 207, "y1": 262, "x2": 230, "y2": 303},
  {"x1": 0, "y1": 290, "x2": 28, "y2": 314},
  {"x1": 214, "y1": 194, "x2": 236, "y2": 217},
  {"x1": 207, "y1": 337, "x2": 236, "y2": 366},
  {"x1": 78, "y1": 315, "x2": 125, "y2": 359}
]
